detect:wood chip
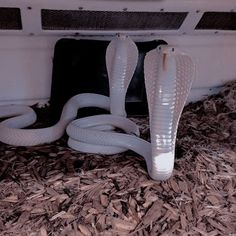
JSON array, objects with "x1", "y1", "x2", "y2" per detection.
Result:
[
  {"x1": 112, "y1": 218, "x2": 137, "y2": 231},
  {"x1": 185, "y1": 204, "x2": 193, "y2": 221},
  {"x1": 100, "y1": 194, "x2": 109, "y2": 207},
  {"x1": 49, "y1": 211, "x2": 67, "y2": 221},
  {"x1": 1, "y1": 195, "x2": 18, "y2": 203},
  {"x1": 192, "y1": 226, "x2": 209, "y2": 236},
  {"x1": 78, "y1": 224, "x2": 92, "y2": 236},
  {"x1": 180, "y1": 213, "x2": 187, "y2": 230},
  {"x1": 40, "y1": 227, "x2": 48, "y2": 236},
  {"x1": 142, "y1": 200, "x2": 163, "y2": 226}
]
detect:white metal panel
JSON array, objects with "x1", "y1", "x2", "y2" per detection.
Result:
[
  {"x1": 0, "y1": 0, "x2": 236, "y2": 36},
  {"x1": 0, "y1": 36, "x2": 59, "y2": 105},
  {"x1": 0, "y1": 0, "x2": 236, "y2": 105},
  {"x1": 164, "y1": 35, "x2": 236, "y2": 87},
  {"x1": 0, "y1": 35, "x2": 235, "y2": 105},
  {"x1": 164, "y1": 35, "x2": 236, "y2": 102}
]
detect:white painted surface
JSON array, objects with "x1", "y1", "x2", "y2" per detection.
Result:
[
  {"x1": 0, "y1": 0, "x2": 236, "y2": 105},
  {"x1": 0, "y1": 35, "x2": 236, "y2": 105},
  {"x1": 0, "y1": 36, "x2": 59, "y2": 105},
  {"x1": 164, "y1": 35, "x2": 236, "y2": 87},
  {"x1": 0, "y1": 0, "x2": 236, "y2": 36}
]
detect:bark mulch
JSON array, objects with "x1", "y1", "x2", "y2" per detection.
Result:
[{"x1": 0, "y1": 82, "x2": 236, "y2": 236}]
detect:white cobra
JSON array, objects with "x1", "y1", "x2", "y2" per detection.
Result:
[
  {"x1": 0, "y1": 36, "x2": 194, "y2": 180},
  {"x1": 144, "y1": 46, "x2": 195, "y2": 180}
]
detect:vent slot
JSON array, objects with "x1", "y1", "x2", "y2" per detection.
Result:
[
  {"x1": 196, "y1": 12, "x2": 236, "y2": 30},
  {"x1": 0, "y1": 7, "x2": 22, "y2": 30},
  {"x1": 41, "y1": 9, "x2": 187, "y2": 30}
]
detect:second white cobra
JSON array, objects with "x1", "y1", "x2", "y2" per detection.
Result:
[{"x1": 0, "y1": 36, "x2": 194, "y2": 180}]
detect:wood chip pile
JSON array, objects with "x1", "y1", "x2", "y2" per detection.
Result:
[{"x1": 0, "y1": 82, "x2": 236, "y2": 236}]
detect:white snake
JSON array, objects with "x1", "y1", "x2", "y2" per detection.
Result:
[{"x1": 0, "y1": 36, "x2": 194, "y2": 180}]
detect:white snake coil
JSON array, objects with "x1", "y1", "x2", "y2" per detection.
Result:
[{"x1": 0, "y1": 36, "x2": 195, "y2": 180}]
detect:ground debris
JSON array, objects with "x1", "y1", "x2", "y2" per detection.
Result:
[{"x1": 0, "y1": 81, "x2": 236, "y2": 235}]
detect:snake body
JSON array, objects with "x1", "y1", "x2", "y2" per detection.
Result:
[{"x1": 0, "y1": 36, "x2": 194, "y2": 180}]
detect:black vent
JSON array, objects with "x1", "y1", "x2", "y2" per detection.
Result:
[
  {"x1": 0, "y1": 7, "x2": 22, "y2": 30},
  {"x1": 41, "y1": 9, "x2": 187, "y2": 30},
  {"x1": 196, "y1": 12, "x2": 236, "y2": 30}
]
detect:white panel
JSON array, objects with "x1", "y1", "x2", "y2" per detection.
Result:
[
  {"x1": 0, "y1": 0, "x2": 235, "y2": 106},
  {"x1": 0, "y1": 36, "x2": 59, "y2": 105},
  {"x1": 0, "y1": 0, "x2": 236, "y2": 36},
  {"x1": 190, "y1": 45, "x2": 236, "y2": 87},
  {"x1": 163, "y1": 35, "x2": 236, "y2": 88},
  {"x1": 187, "y1": 87, "x2": 222, "y2": 103},
  {"x1": 0, "y1": 35, "x2": 236, "y2": 105},
  {"x1": 164, "y1": 35, "x2": 236, "y2": 102}
]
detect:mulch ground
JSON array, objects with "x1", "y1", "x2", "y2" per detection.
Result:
[{"x1": 0, "y1": 82, "x2": 236, "y2": 236}]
